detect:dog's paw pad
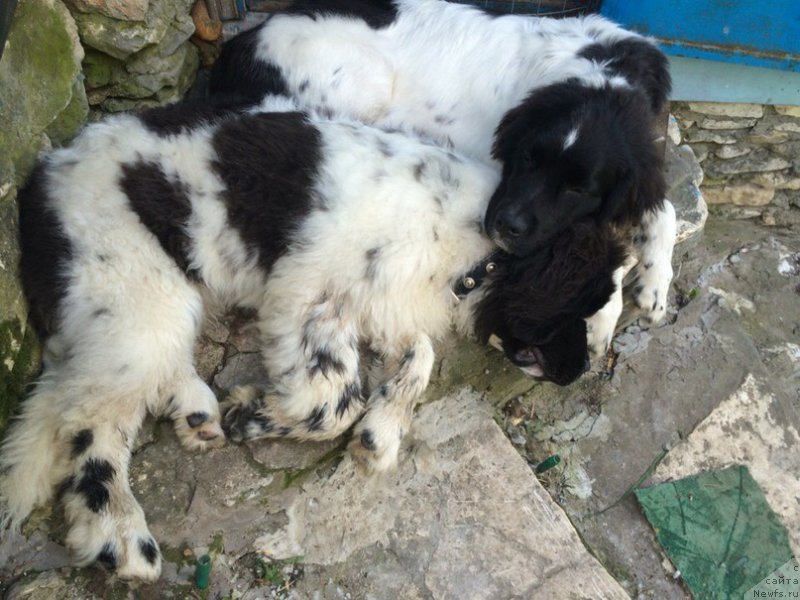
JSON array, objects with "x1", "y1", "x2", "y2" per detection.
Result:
[
  {"x1": 348, "y1": 425, "x2": 400, "y2": 473},
  {"x1": 175, "y1": 411, "x2": 225, "y2": 451}
]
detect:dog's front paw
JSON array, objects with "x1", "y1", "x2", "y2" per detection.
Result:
[
  {"x1": 631, "y1": 261, "x2": 672, "y2": 326},
  {"x1": 586, "y1": 289, "x2": 624, "y2": 357},
  {"x1": 586, "y1": 313, "x2": 616, "y2": 357},
  {"x1": 171, "y1": 377, "x2": 224, "y2": 451},
  {"x1": 348, "y1": 413, "x2": 403, "y2": 473},
  {"x1": 174, "y1": 411, "x2": 225, "y2": 451}
]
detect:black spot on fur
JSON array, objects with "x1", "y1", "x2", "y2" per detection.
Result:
[
  {"x1": 336, "y1": 381, "x2": 361, "y2": 418},
  {"x1": 298, "y1": 79, "x2": 310, "y2": 93},
  {"x1": 310, "y1": 349, "x2": 346, "y2": 378},
  {"x1": 211, "y1": 112, "x2": 323, "y2": 274},
  {"x1": 579, "y1": 39, "x2": 672, "y2": 114},
  {"x1": 253, "y1": 413, "x2": 274, "y2": 434},
  {"x1": 305, "y1": 404, "x2": 328, "y2": 432},
  {"x1": 360, "y1": 429, "x2": 376, "y2": 451},
  {"x1": 209, "y1": 21, "x2": 290, "y2": 103},
  {"x1": 139, "y1": 95, "x2": 253, "y2": 136},
  {"x1": 17, "y1": 162, "x2": 75, "y2": 340},
  {"x1": 76, "y1": 459, "x2": 115, "y2": 513},
  {"x1": 278, "y1": 426, "x2": 292, "y2": 437},
  {"x1": 71, "y1": 429, "x2": 93, "y2": 457},
  {"x1": 376, "y1": 138, "x2": 393, "y2": 157},
  {"x1": 413, "y1": 162, "x2": 425, "y2": 181},
  {"x1": 644, "y1": 261, "x2": 653, "y2": 269},
  {"x1": 97, "y1": 543, "x2": 118, "y2": 569},
  {"x1": 120, "y1": 160, "x2": 198, "y2": 278},
  {"x1": 401, "y1": 348, "x2": 416, "y2": 364},
  {"x1": 286, "y1": 0, "x2": 398, "y2": 28},
  {"x1": 92, "y1": 308, "x2": 110, "y2": 318},
  {"x1": 365, "y1": 246, "x2": 381, "y2": 281},
  {"x1": 186, "y1": 412, "x2": 208, "y2": 428},
  {"x1": 138, "y1": 537, "x2": 159, "y2": 565}
]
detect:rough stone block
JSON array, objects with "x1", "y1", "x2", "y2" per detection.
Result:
[
  {"x1": 69, "y1": 0, "x2": 194, "y2": 60},
  {"x1": 703, "y1": 148, "x2": 791, "y2": 178},
  {"x1": 775, "y1": 105, "x2": 800, "y2": 118},
  {"x1": 774, "y1": 121, "x2": 800, "y2": 133},
  {"x1": 703, "y1": 183, "x2": 775, "y2": 207},
  {"x1": 685, "y1": 129, "x2": 739, "y2": 145},
  {"x1": 0, "y1": 0, "x2": 85, "y2": 185},
  {"x1": 64, "y1": 0, "x2": 150, "y2": 22},
  {"x1": 715, "y1": 145, "x2": 751, "y2": 160},
  {"x1": 699, "y1": 117, "x2": 757, "y2": 130},
  {"x1": 687, "y1": 102, "x2": 764, "y2": 119},
  {"x1": 751, "y1": 171, "x2": 800, "y2": 191}
]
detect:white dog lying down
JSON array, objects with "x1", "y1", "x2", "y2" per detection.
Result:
[
  {"x1": 1, "y1": 96, "x2": 625, "y2": 580},
  {"x1": 210, "y1": 0, "x2": 678, "y2": 354}
]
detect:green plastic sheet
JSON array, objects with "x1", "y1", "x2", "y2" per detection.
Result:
[{"x1": 636, "y1": 465, "x2": 795, "y2": 599}]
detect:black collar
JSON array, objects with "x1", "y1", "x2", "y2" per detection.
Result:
[{"x1": 452, "y1": 249, "x2": 505, "y2": 299}]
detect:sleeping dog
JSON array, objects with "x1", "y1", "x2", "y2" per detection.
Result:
[
  {"x1": 1, "y1": 97, "x2": 625, "y2": 580},
  {"x1": 210, "y1": 0, "x2": 677, "y2": 354}
]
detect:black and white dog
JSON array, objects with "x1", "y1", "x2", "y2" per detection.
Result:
[
  {"x1": 1, "y1": 97, "x2": 625, "y2": 580},
  {"x1": 210, "y1": 0, "x2": 677, "y2": 354}
]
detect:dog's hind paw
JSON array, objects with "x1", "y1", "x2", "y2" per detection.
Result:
[
  {"x1": 220, "y1": 385, "x2": 278, "y2": 443},
  {"x1": 68, "y1": 508, "x2": 161, "y2": 581}
]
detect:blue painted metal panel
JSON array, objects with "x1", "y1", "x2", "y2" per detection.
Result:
[{"x1": 601, "y1": 0, "x2": 800, "y2": 73}]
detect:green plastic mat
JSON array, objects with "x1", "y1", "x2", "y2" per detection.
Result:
[{"x1": 635, "y1": 465, "x2": 795, "y2": 599}]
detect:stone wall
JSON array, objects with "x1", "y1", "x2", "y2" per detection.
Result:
[
  {"x1": 671, "y1": 102, "x2": 800, "y2": 228},
  {"x1": 0, "y1": 0, "x2": 198, "y2": 429},
  {"x1": 64, "y1": 0, "x2": 199, "y2": 112},
  {"x1": 0, "y1": 0, "x2": 89, "y2": 428}
]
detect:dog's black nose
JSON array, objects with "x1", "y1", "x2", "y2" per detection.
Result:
[
  {"x1": 495, "y1": 209, "x2": 528, "y2": 239},
  {"x1": 583, "y1": 356, "x2": 591, "y2": 374}
]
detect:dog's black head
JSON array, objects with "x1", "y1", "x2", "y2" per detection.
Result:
[
  {"x1": 485, "y1": 81, "x2": 667, "y2": 256},
  {"x1": 473, "y1": 223, "x2": 627, "y2": 386}
]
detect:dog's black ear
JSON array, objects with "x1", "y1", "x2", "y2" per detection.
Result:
[
  {"x1": 598, "y1": 170, "x2": 634, "y2": 224},
  {"x1": 492, "y1": 82, "x2": 587, "y2": 166},
  {"x1": 580, "y1": 38, "x2": 672, "y2": 115}
]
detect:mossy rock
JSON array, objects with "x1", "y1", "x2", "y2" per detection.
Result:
[
  {"x1": 0, "y1": 0, "x2": 85, "y2": 187},
  {"x1": 98, "y1": 42, "x2": 199, "y2": 112},
  {"x1": 0, "y1": 316, "x2": 40, "y2": 431}
]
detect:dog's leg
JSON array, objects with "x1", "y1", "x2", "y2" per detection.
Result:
[
  {"x1": 58, "y1": 397, "x2": 161, "y2": 581},
  {"x1": 222, "y1": 296, "x2": 365, "y2": 442},
  {"x1": 630, "y1": 201, "x2": 676, "y2": 326},
  {"x1": 586, "y1": 255, "x2": 636, "y2": 356},
  {"x1": 349, "y1": 334, "x2": 434, "y2": 472}
]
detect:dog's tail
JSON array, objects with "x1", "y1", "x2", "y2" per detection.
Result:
[{"x1": 0, "y1": 380, "x2": 68, "y2": 531}]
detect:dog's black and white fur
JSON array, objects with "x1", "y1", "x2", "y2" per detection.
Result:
[
  {"x1": 1, "y1": 97, "x2": 625, "y2": 580},
  {"x1": 210, "y1": 0, "x2": 677, "y2": 353}
]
